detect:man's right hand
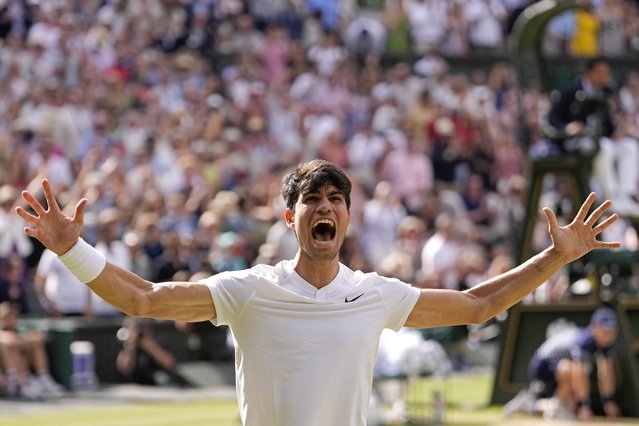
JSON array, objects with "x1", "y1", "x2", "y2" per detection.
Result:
[{"x1": 15, "y1": 179, "x2": 88, "y2": 256}]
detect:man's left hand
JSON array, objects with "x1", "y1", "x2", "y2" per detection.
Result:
[{"x1": 543, "y1": 192, "x2": 620, "y2": 264}]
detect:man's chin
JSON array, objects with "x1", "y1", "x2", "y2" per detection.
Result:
[{"x1": 304, "y1": 242, "x2": 339, "y2": 261}]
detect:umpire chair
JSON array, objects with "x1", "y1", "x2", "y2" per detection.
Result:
[{"x1": 491, "y1": 0, "x2": 639, "y2": 417}]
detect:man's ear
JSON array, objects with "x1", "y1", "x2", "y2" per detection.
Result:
[{"x1": 284, "y1": 208, "x2": 295, "y2": 230}]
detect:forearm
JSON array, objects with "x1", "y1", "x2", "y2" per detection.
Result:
[
  {"x1": 597, "y1": 357, "x2": 616, "y2": 398},
  {"x1": 116, "y1": 344, "x2": 138, "y2": 375},
  {"x1": 85, "y1": 262, "x2": 155, "y2": 318},
  {"x1": 465, "y1": 247, "x2": 566, "y2": 322},
  {"x1": 572, "y1": 361, "x2": 591, "y2": 402}
]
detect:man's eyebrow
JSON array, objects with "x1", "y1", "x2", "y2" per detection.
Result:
[{"x1": 300, "y1": 188, "x2": 344, "y2": 197}]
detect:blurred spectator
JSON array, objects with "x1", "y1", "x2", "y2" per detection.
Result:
[
  {"x1": 421, "y1": 212, "x2": 462, "y2": 290},
  {"x1": 344, "y1": 15, "x2": 387, "y2": 57},
  {"x1": 442, "y1": 1, "x2": 470, "y2": 56},
  {"x1": 0, "y1": 257, "x2": 30, "y2": 314},
  {"x1": 0, "y1": 301, "x2": 64, "y2": 399},
  {"x1": 385, "y1": 215, "x2": 428, "y2": 284},
  {"x1": 412, "y1": 48, "x2": 448, "y2": 80},
  {"x1": 151, "y1": 230, "x2": 189, "y2": 282},
  {"x1": 505, "y1": 308, "x2": 621, "y2": 420},
  {"x1": 569, "y1": 4, "x2": 599, "y2": 58},
  {"x1": 0, "y1": 184, "x2": 33, "y2": 265},
  {"x1": 544, "y1": 10, "x2": 575, "y2": 56},
  {"x1": 429, "y1": 115, "x2": 463, "y2": 186},
  {"x1": 228, "y1": 14, "x2": 264, "y2": 55},
  {"x1": 307, "y1": 0, "x2": 344, "y2": 30},
  {"x1": 387, "y1": 62, "x2": 423, "y2": 111},
  {"x1": 381, "y1": 0, "x2": 411, "y2": 55},
  {"x1": 460, "y1": 173, "x2": 496, "y2": 240},
  {"x1": 380, "y1": 131, "x2": 434, "y2": 213},
  {"x1": 346, "y1": 120, "x2": 388, "y2": 186},
  {"x1": 266, "y1": 89, "x2": 305, "y2": 163},
  {"x1": 35, "y1": 248, "x2": 90, "y2": 317},
  {"x1": 254, "y1": 24, "x2": 290, "y2": 84},
  {"x1": 306, "y1": 29, "x2": 347, "y2": 78},
  {"x1": 301, "y1": 10, "x2": 324, "y2": 49},
  {"x1": 210, "y1": 231, "x2": 249, "y2": 273},
  {"x1": 122, "y1": 230, "x2": 153, "y2": 280},
  {"x1": 404, "y1": 89, "x2": 438, "y2": 150},
  {"x1": 116, "y1": 317, "x2": 190, "y2": 387},
  {"x1": 360, "y1": 181, "x2": 407, "y2": 267},
  {"x1": 420, "y1": 212, "x2": 463, "y2": 289},
  {"x1": 464, "y1": 0, "x2": 507, "y2": 52},
  {"x1": 618, "y1": 72, "x2": 639, "y2": 115},
  {"x1": 596, "y1": 0, "x2": 625, "y2": 57},
  {"x1": 402, "y1": 0, "x2": 447, "y2": 54},
  {"x1": 624, "y1": 2, "x2": 639, "y2": 53}
]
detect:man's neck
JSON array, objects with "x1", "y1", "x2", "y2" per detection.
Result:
[{"x1": 292, "y1": 253, "x2": 341, "y2": 289}]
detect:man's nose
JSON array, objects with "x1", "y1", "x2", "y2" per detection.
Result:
[{"x1": 317, "y1": 196, "x2": 331, "y2": 212}]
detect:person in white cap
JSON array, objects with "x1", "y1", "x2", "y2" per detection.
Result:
[{"x1": 505, "y1": 307, "x2": 621, "y2": 420}]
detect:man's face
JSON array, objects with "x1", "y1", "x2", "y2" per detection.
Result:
[
  {"x1": 592, "y1": 325, "x2": 617, "y2": 348},
  {"x1": 589, "y1": 62, "x2": 611, "y2": 89},
  {"x1": 285, "y1": 184, "x2": 350, "y2": 262}
]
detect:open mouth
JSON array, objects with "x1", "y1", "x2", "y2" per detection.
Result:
[{"x1": 311, "y1": 219, "x2": 336, "y2": 243}]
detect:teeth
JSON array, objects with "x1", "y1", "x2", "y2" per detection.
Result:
[{"x1": 312, "y1": 219, "x2": 335, "y2": 228}]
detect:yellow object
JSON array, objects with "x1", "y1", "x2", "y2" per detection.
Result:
[{"x1": 570, "y1": 9, "x2": 599, "y2": 57}]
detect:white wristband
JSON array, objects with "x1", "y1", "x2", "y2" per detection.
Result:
[{"x1": 58, "y1": 238, "x2": 106, "y2": 283}]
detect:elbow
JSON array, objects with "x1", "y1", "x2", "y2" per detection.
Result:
[
  {"x1": 124, "y1": 290, "x2": 153, "y2": 318},
  {"x1": 469, "y1": 299, "x2": 494, "y2": 325}
]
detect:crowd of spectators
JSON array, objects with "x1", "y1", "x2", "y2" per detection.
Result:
[{"x1": 0, "y1": 0, "x2": 639, "y2": 398}]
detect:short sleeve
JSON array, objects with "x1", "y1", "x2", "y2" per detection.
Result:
[
  {"x1": 378, "y1": 278, "x2": 421, "y2": 331},
  {"x1": 570, "y1": 329, "x2": 595, "y2": 363},
  {"x1": 203, "y1": 270, "x2": 255, "y2": 327}
]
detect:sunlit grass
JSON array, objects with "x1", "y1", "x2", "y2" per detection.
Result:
[
  {"x1": 4, "y1": 400, "x2": 242, "y2": 426},
  {"x1": 11, "y1": 372, "x2": 634, "y2": 426}
]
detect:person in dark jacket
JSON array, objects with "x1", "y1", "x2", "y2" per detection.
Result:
[{"x1": 545, "y1": 59, "x2": 639, "y2": 216}]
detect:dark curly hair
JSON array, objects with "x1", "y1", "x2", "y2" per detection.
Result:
[{"x1": 281, "y1": 160, "x2": 352, "y2": 212}]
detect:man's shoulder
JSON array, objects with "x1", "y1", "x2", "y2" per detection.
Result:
[
  {"x1": 574, "y1": 327, "x2": 597, "y2": 349},
  {"x1": 340, "y1": 263, "x2": 412, "y2": 288},
  {"x1": 201, "y1": 261, "x2": 287, "y2": 286}
]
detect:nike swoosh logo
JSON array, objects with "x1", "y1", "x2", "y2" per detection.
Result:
[{"x1": 345, "y1": 293, "x2": 364, "y2": 303}]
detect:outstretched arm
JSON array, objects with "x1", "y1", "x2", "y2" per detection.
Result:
[
  {"x1": 15, "y1": 179, "x2": 216, "y2": 322},
  {"x1": 405, "y1": 193, "x2": 620, "y2": 327}
]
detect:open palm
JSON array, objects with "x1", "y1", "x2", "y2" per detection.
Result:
[
  {"x1": 15, "y1": 179, "x2": 88, "y2": 256},
  {"x1": 543, "y1": 192, "x2": 620, "y2": 264}
]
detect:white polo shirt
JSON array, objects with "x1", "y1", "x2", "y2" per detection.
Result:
[{"x1": 205, "y1": 260, "x2": 420, "y2": 426}]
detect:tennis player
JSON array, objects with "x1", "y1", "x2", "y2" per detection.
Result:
[{"x1": 16, "y1": 159, "x2": 619, "y2": 426}]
